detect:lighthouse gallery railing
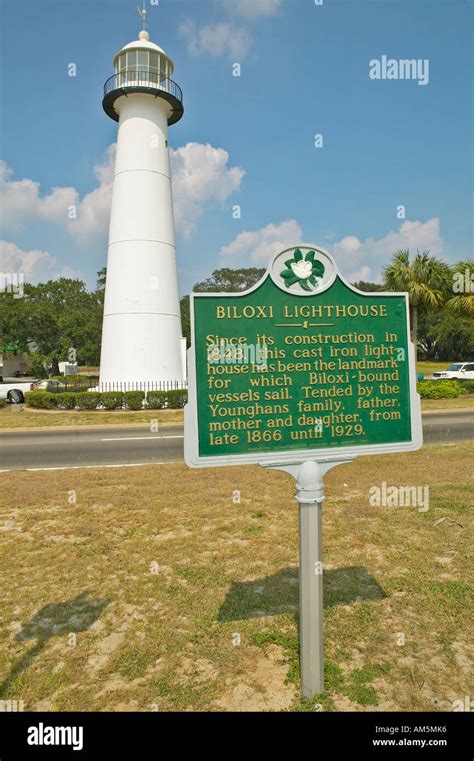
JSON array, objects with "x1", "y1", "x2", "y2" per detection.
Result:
[{"x1": 104, "y1": 69, "x2": 183, "y2": 103}]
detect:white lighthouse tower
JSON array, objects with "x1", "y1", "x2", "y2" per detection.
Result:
[{"x1": 99, "y1": 4, "x2": 185, "y2": 387}]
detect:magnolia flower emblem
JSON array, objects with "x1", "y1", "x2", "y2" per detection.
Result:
[{"x1": 280, "y1": 249, "x2": 325, "y2": 291}]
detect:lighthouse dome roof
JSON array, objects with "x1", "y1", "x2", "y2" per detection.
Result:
[{"x1": 114, "y1": 32, "x2": 173, "y2": 67}]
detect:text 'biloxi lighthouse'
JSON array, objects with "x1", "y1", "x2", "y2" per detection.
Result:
[{"x1": 99, "y1": 13, "x2": 186, "y2": 387}]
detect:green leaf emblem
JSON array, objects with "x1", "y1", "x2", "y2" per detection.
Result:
[{"x1": 280, "y1": 249, "x2": 325, "y2": 290}]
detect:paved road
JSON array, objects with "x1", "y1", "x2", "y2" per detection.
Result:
[
  {"x1": 421, "y1": 410, "x2": 474, "y2": 443},
  {"x1": 0, "y1": 425, "x2": 184, "y2": 471},
  {"x1": 0, "y1": 412, "x2": 472, "y2": 471}
]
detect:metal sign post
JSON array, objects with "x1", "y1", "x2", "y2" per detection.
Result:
[
  {"x1": 264, "y1": 457, "x2": 354, "y2": 697},
  {"x1": 297, "y1": 462, "x2": 325, "y2": 696}
]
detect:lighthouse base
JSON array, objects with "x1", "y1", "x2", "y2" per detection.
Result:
[{"x1": 99, "y1": 312, "x2": 186, "y2": 388}]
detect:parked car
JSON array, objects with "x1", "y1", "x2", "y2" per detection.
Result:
[
  {"x1": 0, "y1": 380, "x2": 38, "y2": 404},
  {"x1": 432, "y1": 362, "x2": 474, "y2": 380}
]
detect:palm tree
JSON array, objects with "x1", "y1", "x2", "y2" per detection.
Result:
[
  {"x1": 446, "y1": 260, "x2": 474, "y2": 315},
  {"x1": 383, "y1": 250, "x2": 450, "y2": 353}
]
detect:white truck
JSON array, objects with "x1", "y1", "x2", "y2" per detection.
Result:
[
  {"x1": 0, "y1": 380, "x2": 38, "y2": 404},
  {"x1": 432, "y1": 362, "x2": 474, "y2": 380}
]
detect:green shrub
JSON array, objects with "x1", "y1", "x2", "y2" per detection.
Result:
[
  {"x1": 101, "y1": 391, "x2": 124, "y2": 410},
  {"x1": 417, "y1": 380, "x2": 466, "y2": 399},
  {"x1": 55, "y1": 392, "x2": 76, "y2": 410},
  {"x1": 456, "y1": 378, "x2": 474, "y2": 393},
  {"x1": 25, "y1": 391, "x2": 58, "y2": 409},
  {"x1": 75, "y1": 392, "x2": 101, "y2": 410},
  {"x1": 25, "y1": 391, "x2": 40, "y2": 408},
  {"x1": 124, "y1": 391, "x2": 145, "y2": 410},
  {"x1": 166, "y1": 389, "x2": 188, "y2": 408},
  {"x1": 146, "y1": 389, "x2": 187, "y2": 409},
  {"x1": 146, "y1": 391, "x2": 168, "y2": 409},
  {"x1": 0, "y1": 398, "x2": 6, "y2": 409},
  {"x1": 25, "y1": 388, "x2": 187, "y2": 411}
]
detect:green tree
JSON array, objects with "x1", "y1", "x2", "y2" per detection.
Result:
[
  {"x1": 180, "y1": 295, "x2": 190, "y2": 348},
  {"x1": 0, "y1": 278, "x2": 103, "y2": 376},
  {"x1": 351, "y1": 281, "x2": 385, "y2": 293},
  {"x1": 96, "y1": 266, "x2": 107, "y2": 308},
  {"x1": 383, "y1": 250, "x2": 450, "y2": 354},
  {"x1": 193, "y1": 267, "x2": 266, "y2": 293},
  {"x1": 0, "y1": 290, "x2": 30, "y2": 354},
  {"x1": 418, "y1": 310, "x2": 474, "y2": 360},
  {"x1": 31, "y1": 279, "x2": 102, "y2": 374},
  {"x1": 446, "y1": 260, "x2": 474, "y2": 316},
  {"x1": 180, "y1": 268, "x2": 266, "y2": 346}
]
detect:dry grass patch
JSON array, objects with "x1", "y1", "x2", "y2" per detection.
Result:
[
  {"x1": 0, "y1": 443, "x2": 472, "y2": 712},
  {"x1": 0, "y1": 408, "x2": 183, "y2": 431},
  {"x1": 419, "y1": 396, "x2": 474, "y2": 411}
]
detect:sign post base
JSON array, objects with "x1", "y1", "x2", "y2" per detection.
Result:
[{"x1": 262, "y1": 457, "x2": 355, "y2": 698}]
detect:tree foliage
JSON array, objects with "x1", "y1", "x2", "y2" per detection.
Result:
[
  {"x1": 446, "y1": 260, "x2": 474, "y2": 316},
  {"x1": 351, "y1": 281, "x2": 385, "y2": 293},
  {"x1": 181, "y1": 267, "x2": 266, "y2": 346},
  {"x1": 383, "y1": 249, "x2": 452, "y2": 351},
  {"x1": 0, "y1": 277, "x2": 103, "y2": 376},
  {"x1": 2, "y1": 255, "x2": 472, "y2": 376},
  {"x1": 418, "y1": 311, "x2": 474, "y2": 360},
  {"x1": 193, "y1": 267, "x2": 265, "y2": 293}
]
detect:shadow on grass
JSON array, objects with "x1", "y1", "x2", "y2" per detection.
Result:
[
  {"x1": 0, "y1": 591, "x2": 110, "y2": 698},
  {"x1": 217, "y1": 566, "x2": 386, "y2": 621}
]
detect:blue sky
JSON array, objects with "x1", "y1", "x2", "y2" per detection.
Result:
[{"x1": 0, "y1": 0, "x2": 472, "y2": 295}]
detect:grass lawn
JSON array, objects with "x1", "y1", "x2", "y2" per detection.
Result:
[
  {"x1": 0, "y1": 408, "x2": 184, "y2": 431},
  {"x1": 0, "y1": 443, "x2": 472, "y2": 712},
  {"x1": 419, "y1": 396, "x2": 474, "y2": 411},
  {"x1": 417, "y1": 361, "x2": 454, "y2": 377}
]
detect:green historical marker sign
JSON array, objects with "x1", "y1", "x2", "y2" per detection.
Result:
[
  {"x1": 184, "y1": 244, "x2": 422, "y2": 699},
  {"x1": 185, "y1": 245, "x2": 422, "y2": 467}
]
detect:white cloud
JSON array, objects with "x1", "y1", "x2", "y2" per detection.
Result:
[
  {"x1": 67, "y1": 144, "x2": 116, "y2": 244},
  {"x1": 170, "y1": 142, "x2": 245, "y2": 238},
  {"x1": 178, "y1": 1, "x2": 281, "y2": 59},
  {"x1": 0, "y1": 145, "x2": 444, "y2": 284},
  {"x1": 349, "y1": 265, "x2": 372, "y2": 283},
  {"x1": 331, "y1": 218, "x2": 444, "y2": 281},
  {"x1": 219, "y1": 217, "x2": 444, "y2": 278},
  {"x1": 218, "y1": 0, "x2": 282, "y2": 20},
  {"x1": 0, "y1": 160, "x2": 78, "y2": 232},
  {"x1": 178, "y1": 19, "x2": 252, "y2": 59},
  {"x1": 220, "y1": 220, "x2": 303, "y2": 263},
  {"x1": 1, "y1": 142, "x2": 244, "y2": 246},
  {"x1": 0, "y1": 241, "x2": 79, "y2": 283},
  {"x1": 0, "y1": 150, "x2": 114, "y2": 245}
]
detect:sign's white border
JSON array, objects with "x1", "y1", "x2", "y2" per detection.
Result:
[{"x1": 184, "y1": 245, "x2": 423, "y2": 468}]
